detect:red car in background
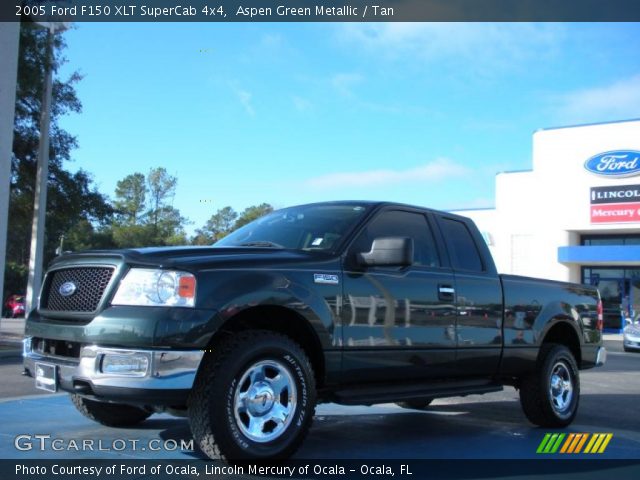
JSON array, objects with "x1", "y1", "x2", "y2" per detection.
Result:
[{"x1": 3, "y1": 295, "x2": 25, "y2": 318}]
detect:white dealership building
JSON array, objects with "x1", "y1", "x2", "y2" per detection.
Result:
[{"x1": 453, "y1": 118, "x2": 640, "y2": 331}]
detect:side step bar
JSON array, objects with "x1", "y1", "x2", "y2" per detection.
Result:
[{"x1": 332, "y1": 380, "x2": 503, "y2": 406}]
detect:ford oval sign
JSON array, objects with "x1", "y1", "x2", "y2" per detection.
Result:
[
  {"x1": 59, "y1": 281, "x2": 77, "y2": 297},
  {"x1": 584, "y1": 150, "x2": 640, "y2": 177}
]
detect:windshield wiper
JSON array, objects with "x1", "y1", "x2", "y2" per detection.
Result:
[{"x1": 238, "y1": 241, "x2": 284, "y2": 248}]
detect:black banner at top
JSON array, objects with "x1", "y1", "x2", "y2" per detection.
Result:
[{"x1": 3, "y1": 0, "x2": 640, "y2": 22}]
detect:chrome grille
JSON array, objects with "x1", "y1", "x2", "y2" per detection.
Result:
[{"x1": 42, "y1": 267, "x2": 115, "y2": 312}]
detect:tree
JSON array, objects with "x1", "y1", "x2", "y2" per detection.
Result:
[
  {"x1": 4, "y1": 23, "x2": 113, "y2": 298},
  {"x1": 114, "y1": 172, "x2": 146, "y2": 225},
  {"x1": 147, "y1": 167, "x2": 177, "y2": 230},
  {"x1": 64, "y1": 219, "x2": 115, "y2": 253},
  {"x1": 235, "y1": 203, "x2": 273, "y2": 229},
  {"x1": 193, "y1": 206, "x2": 238, "y2": 244},
  {"x1": 193, "y1": 203, "x2": 274, "y2": 245},
  {"x1": 108, "y1": 168, "x2": 188, "y2": 248}
]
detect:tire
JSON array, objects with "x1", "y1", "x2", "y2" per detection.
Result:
[
  {"x1": 70, "y1": 394, "x2": 152, "y2": 427},
  {"x1": 396, "y1": 398, "x2": 433, "y2": 410},
  {"x1": 188, "y1": 330, "x2": 316, "y2": 461},
  {"x1": 519, "y1": 344, "x2": 580, "y2": 428}
]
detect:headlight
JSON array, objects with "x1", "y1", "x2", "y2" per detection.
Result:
[{"x1": 112, "y1": 269, "x2": 196, "y2": 307}]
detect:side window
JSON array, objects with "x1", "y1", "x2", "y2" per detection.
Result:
[
  {"x1": 350, "y1": 210, "x2": 440, "y2": 267},
  {"x1": 441, "y1": 218, "x2": 484, "y2": 272}
]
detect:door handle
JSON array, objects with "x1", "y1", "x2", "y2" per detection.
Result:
[{"x1": 438, "y1": 285, "x2": 455, "y2": 301}]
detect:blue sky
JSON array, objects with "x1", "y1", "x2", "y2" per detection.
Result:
[{"x1": 57, "y1": 22, "x2": 640, "y2": 234}]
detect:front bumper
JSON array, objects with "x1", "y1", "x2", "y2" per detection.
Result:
[{"x1": 23, "y1": 338, "x2": 204, "y2": 406}]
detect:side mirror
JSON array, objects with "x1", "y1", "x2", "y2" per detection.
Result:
[{"x1": 357, "y1": 237, "x2": 413, "y2": 267}]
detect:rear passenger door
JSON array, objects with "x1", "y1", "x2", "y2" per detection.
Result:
[
  {"x1": 436, "y1": 215, "x2": 503, "y2": 377},
  {"x1": 341, "y1": 208, "x2": 458, "y2": 383}
]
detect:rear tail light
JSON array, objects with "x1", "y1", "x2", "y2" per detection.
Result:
[{"x1": 596, "y1": 299, "x2": 603, "y2": 331}]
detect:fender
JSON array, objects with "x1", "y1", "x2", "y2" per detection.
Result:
[
  {"x1": 532, "y1": 300, "x2": 584, "y2": 347},
  {"x1": 195, "y1": 268, "x2": 340, "y2": 350}
]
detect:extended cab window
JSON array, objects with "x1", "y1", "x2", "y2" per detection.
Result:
[
  {"x1": 441, "y1": 218, "x2": 484, "y2": 272},
  {"x1": 350, "y1": 210, "x2": 440, "y2": 267}
]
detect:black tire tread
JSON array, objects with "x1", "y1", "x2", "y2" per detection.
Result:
[
  {"x1": 70, "y1": 394, "x2": 152, "y2": 427},
  {"x1": 396, "y1": 398, "x2": 434, "y2": 410},
  {"x1": 519, "y1": 343, "x2": 579, "y2": 428},
  {"x1": 189, "y1": 330, "x2": 316, "y2": 461}
]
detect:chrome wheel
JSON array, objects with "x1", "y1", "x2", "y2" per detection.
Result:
[
  {"x1": 549, "y1": 361, "x2": 573, "y2": 413},
  {"x1": 233, "y1": 359, "x2": 297, "y2": 443}
]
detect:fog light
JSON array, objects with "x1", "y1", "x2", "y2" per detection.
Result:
[{"x1": 101, "y1": 353, "x2": 150, "y2": 376}]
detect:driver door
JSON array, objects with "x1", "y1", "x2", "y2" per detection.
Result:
[{"x1": 340, "y1": 208, "x2": 457, "y2": 383}]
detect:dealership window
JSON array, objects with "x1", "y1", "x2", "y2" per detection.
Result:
[
  {"x1": 582, "y1": 266, "x2": 640, "y2": 331},
  {"x1": 581, "y1": 234, "x2": 640, "y2": 246}
]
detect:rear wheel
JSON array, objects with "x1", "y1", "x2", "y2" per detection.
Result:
[
  {"x1": 395, "y1": 398, "x2": 433, "y2": 410},
  {"x1": 519, "y1": 344, "x2": 579, "y2": 427},
  {"x1": 70, "y1": 394, "x2": 152, "y2": 427},
  {"x1": 188, "y1": 330, "x2": 316, "y2": 461}
]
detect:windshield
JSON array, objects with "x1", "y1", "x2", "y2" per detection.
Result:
[{"x1": 215, "y1": 203, "x2": 370, "y2": 252}]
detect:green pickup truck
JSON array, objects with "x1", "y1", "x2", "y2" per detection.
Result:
[{"x1": 23, "y1": 201, "x2": 606, "y2": 460}]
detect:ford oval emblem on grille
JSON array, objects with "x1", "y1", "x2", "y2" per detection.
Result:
[
  {"x1": 59, "y1": 281, "x2": 77, "y2": 297},
  {"x1": 584, "y1": 150, "x2": 640, "y2": 177}
]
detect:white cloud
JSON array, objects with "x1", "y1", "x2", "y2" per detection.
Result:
[
  {"x1": 305, "y1": 158, "x2": 469, "y2": 189},
  {"x1": 330, "y1": 73, "x2": 363, "y2": 96},
  {"x1": 231, "y1": 85, "x2": 255, "y2": 116},
  {"x1": 553, "y1": 75, "x2": 640, "y2": 124}
]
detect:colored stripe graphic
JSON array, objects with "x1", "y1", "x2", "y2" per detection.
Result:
[
  {"x1": 541, "y1": 433, "x2": 613, "y2": 454},
  {"x1": 585, "y1": 433, "x2": 613, "y2": 454},
  {"x1": 561, "y1": 433, "x2": 587, "y2": 453},
  {"x1": 574, "y1": 433, "x2": 589, "y2": 453},
  {"x1": 536, "y1": 433, "x2": 565, "y2": 453},
  {"x1": 597, "y1": 434, "x2": 613, "y2": 453},
  {"x1": 537, "y1": 433, "x2": 552, "y2": 453},
  {"x1": 560, "y1": 433, "x2": 575, "y2": 453}
]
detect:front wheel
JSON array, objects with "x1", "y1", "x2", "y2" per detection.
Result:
[
  {"x1": 519, "y1": 344, "x2": 580, "y2": 427},
  {"x1": 189, "y1": 330, "x2": 316, "y2": 461}
]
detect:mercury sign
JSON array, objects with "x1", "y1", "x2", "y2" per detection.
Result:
[
  {"x1": 584, "y1": 150, "x2": 640, "y2": 177},
  {"x1": 590, "y1": 184, "x2": 640, "y2": 224}
]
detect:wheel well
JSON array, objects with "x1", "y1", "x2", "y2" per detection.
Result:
[
  {"x1": 542, "y1": 321, "x2": 581, "y2": 367},
  {"x1": 208, "y1": 305, "x2": 325, "y2": 388}
]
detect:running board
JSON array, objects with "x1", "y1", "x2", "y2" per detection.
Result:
[{"x1": 332, "y1": 380, "x2": 503, "y2": 406}]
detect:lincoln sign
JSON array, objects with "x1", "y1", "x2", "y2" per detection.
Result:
[{"x1": 590, "y1": 184, "x2": 640, "y2": 223}]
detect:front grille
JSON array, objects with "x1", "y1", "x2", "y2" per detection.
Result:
[{"x1": 42, "y1": 267, "x2": 115, "y2": 312}]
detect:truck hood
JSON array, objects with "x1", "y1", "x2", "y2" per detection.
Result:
[{"x1": 49, "y1": 246, "x2": 328, "y2": 270}]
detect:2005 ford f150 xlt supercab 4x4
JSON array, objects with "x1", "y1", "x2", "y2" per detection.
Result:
[{"x1": 23, "y1": 201, "x2": 606, "y2": 460}]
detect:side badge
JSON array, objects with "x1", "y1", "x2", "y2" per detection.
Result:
[{"x1": 314, "y1": 274, "x2": 339, "y2": 285}]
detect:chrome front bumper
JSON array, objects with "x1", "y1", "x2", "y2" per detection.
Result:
[{"x1": 23, "y1": 338, "x2": 204, "y2": 404}]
